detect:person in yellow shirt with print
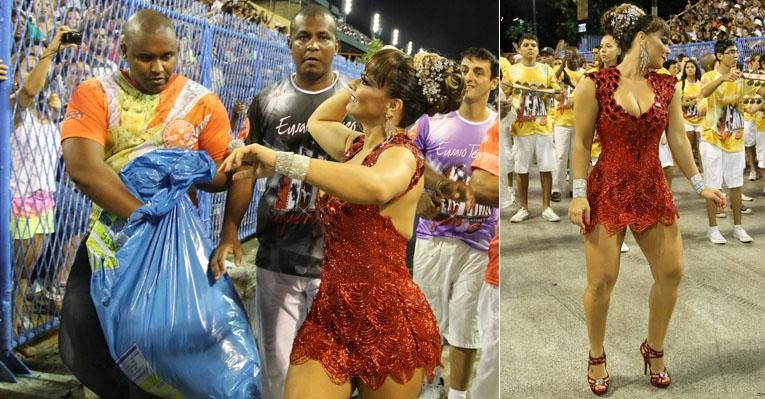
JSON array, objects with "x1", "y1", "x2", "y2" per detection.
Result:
[
  {"x1": 699, "y1": 39, "x2": 765, "y2": 244},
  {"x1": 744, "y1": 54, "x2": 763, "y2": 182},
  {"x1": 752, "y1": 95, "x2": 765, "y2": 197},
  {"x1": 551, "y1": 47, "x2": 584, "y2": 203},
  {"x1": 507, "y1": 33, "x2": 561, "y2": 223},
  {"x1": 679, "y1": 59, "x2": 704, "y2": 171}
]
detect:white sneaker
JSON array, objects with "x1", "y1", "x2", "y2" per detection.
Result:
[
  {"x1": 542, "y1": 207, "x2": 561, "y2": 222},
  {"x1": 733, "y1": 226, "x2": 753, "y2": 243},
  {"x1": 707, "y1": 227, "x2": 727, "y2": 244},
  {"x1": 748, "y1": 170, "x2": 757, "y2": 181},
  {"x1": 501, "y1": 187, "x2": 516, "y2": 209},
  {"x1": 621, "y1": 242, "x2": 630, "y2": 253},
  {"x1": 510, "y1": 207, "x2": 529, "y2": 223},
  {"x1": 741, "y1": 193, "x2": 753, "y2": 201},
  {"x1": 500, "y1": 197, "x2": 512, "y2": 210}
]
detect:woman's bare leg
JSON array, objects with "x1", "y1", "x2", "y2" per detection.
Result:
[
  {"x1": 632, "y1": 222, "x2": 684, "y2": 375},
  {"x1": 583, "y1": 224, "x2": 625, "y2": 379},
  {"x1": 358, "y1": 367, "x2": 425, "y2": 399},
  {"x1": 284, "y1": 360, "x2": 352, "y2": 399}
]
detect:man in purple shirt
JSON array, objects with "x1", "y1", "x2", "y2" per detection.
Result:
[{"x1": 412, "y1": 47, "x2": 498, "y2": 399}]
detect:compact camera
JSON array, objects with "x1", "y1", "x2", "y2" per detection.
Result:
[{"x1": 61, "y1": 31, "x2": 82, "y2": 45}]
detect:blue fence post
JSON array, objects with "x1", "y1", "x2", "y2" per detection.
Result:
[
  {"x1": 200, "y1": 24, "x2": 214, "y2": 88},
  {"x1": 0, "y1": 0, "x2": 31, "y2": 383}
]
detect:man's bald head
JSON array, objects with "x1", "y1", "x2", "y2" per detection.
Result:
[
  {"x1": 699, "y1": 53, "x2": 717, "y2": 73},
  {"x1": 289, "y1": 5, "x2": 336, "y2": 38},
  {"x1": 123, "y1": 9, "x2": 177, "y2": 47},
  {"x1": 120, "y1": 10, "x2": 179, "y2": 94}
]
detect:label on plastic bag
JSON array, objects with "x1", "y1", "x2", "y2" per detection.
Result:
[{"x1": 117, "y1": 345, "x2": 183, "y2": 399}]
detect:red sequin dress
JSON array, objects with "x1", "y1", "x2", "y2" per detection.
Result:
[
  {"x1": 584, "y1": 67, "x2": 679, "y2": 234},
  {"x1": 290, "y1": 133, "x2": 441, "y2": 389}
]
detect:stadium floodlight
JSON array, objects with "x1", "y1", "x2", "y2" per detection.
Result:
[
  {"x1": 406, "y1": 41, "x2": 413, "y2": 55},
  {"x1": 344, "y1": 0, "x2": 352, "y2": 15},
  {"x1": 392, "y1": 29, "x2": 399, "y2": 46},
  {"x1": 372, "y1": 13, "x2": 381, "y2": 35}
]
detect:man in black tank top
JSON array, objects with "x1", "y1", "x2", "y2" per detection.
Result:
[{"x1": 211, "y1": 5, "x2": 358, "y2": 399}]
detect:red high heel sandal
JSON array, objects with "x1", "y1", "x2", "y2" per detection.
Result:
[
  {"x1": 587, "y1": 351, "x2": 610, "y2": 396},
  {"x1": 640, "y1": 340, "x2": 672, "y2": 388}
]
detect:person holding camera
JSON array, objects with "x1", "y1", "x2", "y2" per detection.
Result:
[{"x1": 9, "y1": 25, "x2": 78, "y2": 335}]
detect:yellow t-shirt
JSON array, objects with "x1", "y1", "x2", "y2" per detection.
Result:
[
  {"x1": 586, "y1": 67, "x2": 602, "y2": 158},
  {"x1": 744, "y1": 95, "x2": 757, "y2": 122},
  {"x1": 754, "y1": 96, "x2": 765, "y2": 131},
  {"x1": 508, "y1": 63, "x2": 559, "y2": 136},
  {"x1": 554, "y1": 68, "x2": 583, "y2": 127},
  {"x1": 700, "y1": 69, "x2": 756, "y2": 152},
  {"x1": 678, "y1": 80, "x2": 703, "y2": 125}
]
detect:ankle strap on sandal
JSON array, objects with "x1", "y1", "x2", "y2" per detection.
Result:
[
  {"x1": 588, "y1": 351, "x2": 607, "y2": 365},
  {"x1": 641, "y1": 340, "x2": 664, "y2": 359}
]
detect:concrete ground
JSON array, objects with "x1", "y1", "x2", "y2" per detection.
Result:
[
  {"x1": 0, "y1": 237, "x2": 456, "y2": 397},
  {"x1": 0, "y1": 239, "x2": 261, "y2": 398},
  {"x1": 500, "y1": 168, "x2": 765, "y2": 398}
]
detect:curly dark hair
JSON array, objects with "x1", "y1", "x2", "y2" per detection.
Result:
[
  {"x1": 602, "y1": 3, "x2": 669, "y2": 53},
  {"x1": 365, "y1": 49, "x2": 465, "y2": 127}
]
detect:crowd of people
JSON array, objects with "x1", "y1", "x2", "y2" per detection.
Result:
[
  {"x1": 500, "y1": 30, "x2": 765, "y2": 239},
  {"x1": 668, "y1": 0, "x2": 765, "y2": 44},
  {"x1": 5, "y1": 1, "x2": 501, "y2": 398},
  {"x1": 500, "y1": 2, "x2": 760, "y2": 395},
  {"x1": 337, "y1": 20, "x2": 373, "y2": 46},
  {"x1": 3, "y1": 0, "x2": 348, "y2": 340}
]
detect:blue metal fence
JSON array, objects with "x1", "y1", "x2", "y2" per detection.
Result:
[
  {"x1": 579, "y1": 36, "x2": 765, "y2": 66},
  {"x1": 0, "y1": 0, "x2": 363, "y2": 382}
]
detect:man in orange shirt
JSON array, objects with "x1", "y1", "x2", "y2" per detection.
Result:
[{"x1": 58, "y1": 10, "x2": 232, "y2": 398}]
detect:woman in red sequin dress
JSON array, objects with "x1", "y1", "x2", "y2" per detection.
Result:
[
  {"x1": 221, "y1": 49, "x2": 466, "y2": 399},
  {"x1": 567, "y1": 4, "x2": 726, "y2": 396}
]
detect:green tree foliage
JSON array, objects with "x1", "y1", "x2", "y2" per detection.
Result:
[{"x1": 360, "y1": 37, "x2": 384, "y2": 64}]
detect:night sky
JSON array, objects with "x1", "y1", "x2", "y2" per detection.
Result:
[{"x1": 338, "y1": 0, "x2": 499, "y2": 60}]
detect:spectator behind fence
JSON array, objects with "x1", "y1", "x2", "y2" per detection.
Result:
[
  {"x1": 668, "y1": 0, "x2": 765, "y2": 44},
  {"x1": 210, "y1": 5, "x2": 359, "y2": 399},
  {"x1": 58, "y1": 10, "x2": 234, "y2": 398},
  {"x1": 8, "y1": 26, "x2": 78, "y2": 334},
  {"x1": 87, "y1": 25, "x2": 119, "y2": 78}
]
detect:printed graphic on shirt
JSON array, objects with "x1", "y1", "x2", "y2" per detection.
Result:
[
  {"x1": 515, "y1": 84, "x2": 552, "y2": 121},
  {"x1": 508, "y1": 63, "x2": 559, "y2": 135},
  {"x1": 274, "y1": 146, "x2": 323, "y2": 214},
  {"x1": 414, "y1": 111, "x2": 498, "y2": 252},
  {"x1": 684, "y1": 103, "x2": 698, "y2": 119},
  {"x1": 432, "y1": 162, "x2": 494, "y2": 227},
  {"x1": 718, "y1": 104, "x2": 744, "y2": 137},
  {"x1": 250, "y1": 73, "x2": 360, "y2": 277}
]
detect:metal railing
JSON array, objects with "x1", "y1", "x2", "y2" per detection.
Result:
[
  {"x1": 0, "y1": 0, "x2": 363, "y2": 382},
  {"x1": 579, "y1": 36, "x2": 765, "y2": 64}
]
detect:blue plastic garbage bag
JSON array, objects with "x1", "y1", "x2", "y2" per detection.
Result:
[{"x1": 89, "y1": 149, "x2": 262, "y2": 398}]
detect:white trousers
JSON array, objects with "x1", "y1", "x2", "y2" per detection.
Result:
[
  {"x1": 254, "y1": 267, "x2": 321, "y2": 399},
  {"x1": 469, "y1": 282, "x2": 499, "y2": 399},
  {"x1": 553, "y1": 125, "x2": 575, "y2": 193}
]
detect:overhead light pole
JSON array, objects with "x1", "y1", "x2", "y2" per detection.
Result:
[{"x1": 372, "y1": 13, "x2": 381, "y2": 37}]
